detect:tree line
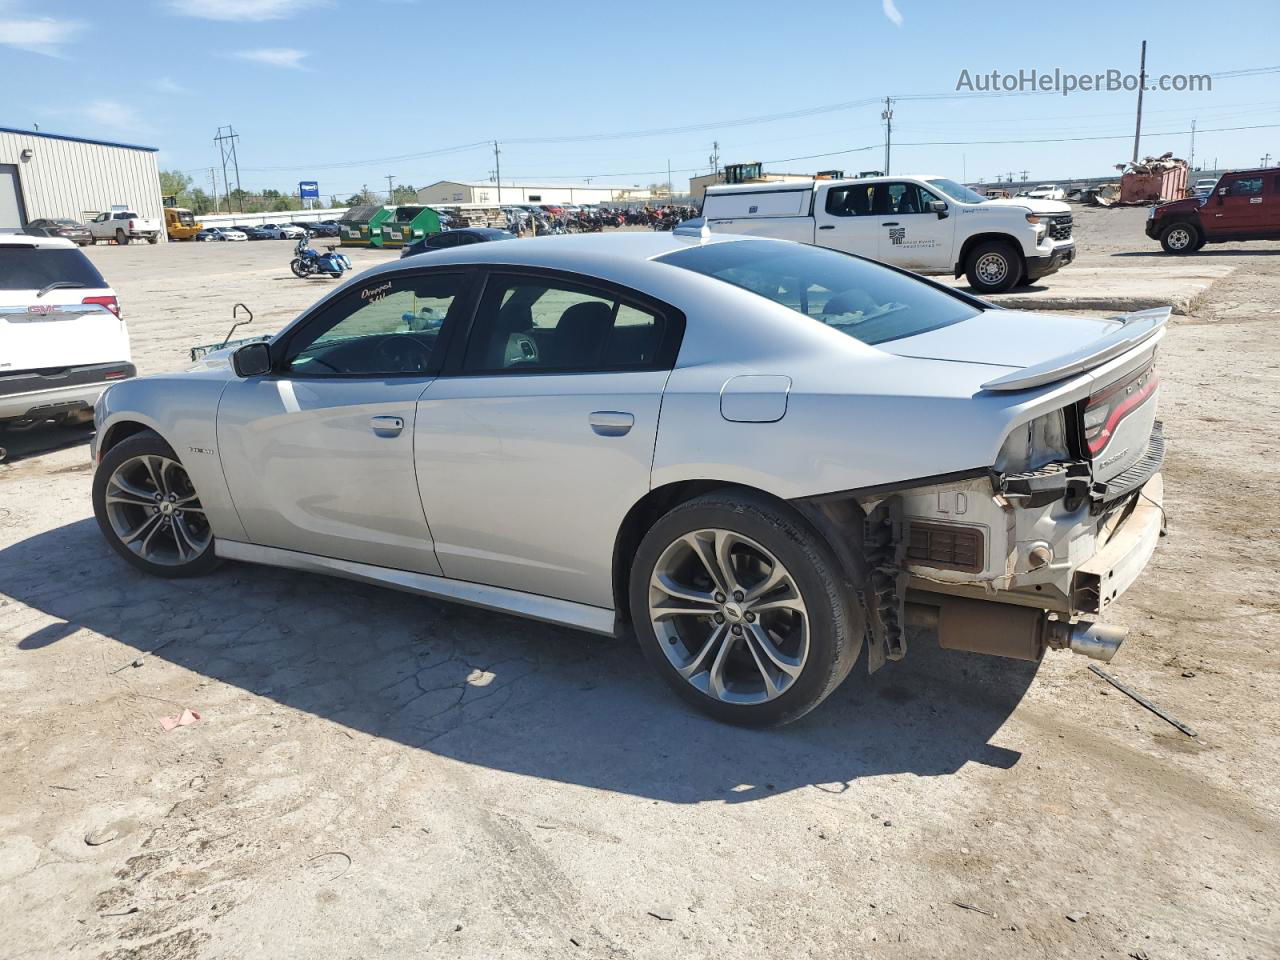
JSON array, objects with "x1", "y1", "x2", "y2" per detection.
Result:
[{"x1": 159, "y1": 170, "x2": 419, "y2": 214}]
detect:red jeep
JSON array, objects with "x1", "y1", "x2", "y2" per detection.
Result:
[{"x1": 1146, "y1": 167, "x2": 1279, "y2": 253}]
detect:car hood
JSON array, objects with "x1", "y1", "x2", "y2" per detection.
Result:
[
  {"x1": 980, "y1": 197, "x2": 1071, "y2": 215},
  {"x1": 1156, "y1": 197, "x2": 1204, "y2": 213},
  {"x1": 878, "y1": 309, "x2": 1121, "y2": 370}
]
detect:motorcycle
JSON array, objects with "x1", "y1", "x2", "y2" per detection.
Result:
[{"x1": 290, "y1": 232, "x2": 351, "y2": 279}]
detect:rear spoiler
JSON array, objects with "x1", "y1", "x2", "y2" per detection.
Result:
[{"x1": 980, "y1": 307, "x2": 1170, "y2": 392}]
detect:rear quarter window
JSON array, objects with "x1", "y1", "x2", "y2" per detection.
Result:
[{"x1": 0, "y1": 247, "x2": 108, "y2": 291}]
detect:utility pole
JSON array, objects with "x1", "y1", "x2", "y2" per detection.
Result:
[
  {"x1": 493, "y1": 141, "x2": 502, "y2": 205},
  {"x1": 1020, "y1": 169, "x2": 1029, "y2": 183},
  {"x1": 881, "y1": 97, "x2": 894, "y2": 175},
  {"x1": 1189, "y1": 119, "x2": 1196, "y2": 170},
  {"x1": 213, "y1": 125, "x2": 243, "y2": 213},
  {"x1": 1263, "y1": 152, "x2": 1273, "y2": 167},
  {"x1": 1132, "y1": 40, "x2": 1147, "y2": 164},
  {"x1": 710, "y1": 140, "x2": 721, "y2": 178},
  {"x1": 208, "y1": 167, "x2": 219, "y2": 213},
  {"x1": 667, "y1": 158, "x2": 672, "y2": 198},
  {"x1": 385, "y1": 174, "x2": 395, "y2": 205}
]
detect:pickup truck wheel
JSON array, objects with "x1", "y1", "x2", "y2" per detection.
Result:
[
  {"x1": 115, "y1": 229, "x2": 130, "y2": 246},
  {"x1": 1160, "y1": 222, "x2": 1199, "y2": 253},
  {"x1": 629, "y1": 491, "x2": 859, "y2": 727},
  {"x1": 147, "y1": 234, "x2": 158, "y2": 245},
  {"x1": 92, "y1": 431, "x2": 220, "y2": 579},
  {"x1": 964, "y1": 241, "x2": 1020, "y2": 293}
]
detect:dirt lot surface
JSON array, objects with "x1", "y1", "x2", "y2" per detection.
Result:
[{"x1": 2, "y1": 210, "x2": 1278, "y2": 959}]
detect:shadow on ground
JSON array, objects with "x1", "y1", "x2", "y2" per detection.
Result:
[
  {"x1": 0, "y1": 422, "x2": 94, "y2": 464},
  {"x1": 1110, "y1": 249, "x2": 1280, "y2": 258},
  {"x1": 2, "y1": 519, "x2": 1037, "y2": 803}
]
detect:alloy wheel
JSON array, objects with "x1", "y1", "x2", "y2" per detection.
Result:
[
  {"x1": 1166, "y1": 226, "x2": 1191, "y2": 250},
  {"x1": 103, "y1": 454, "x2": 212, "y2": 566},
  {"x1": 648, "y1": 528, "x2": 809, "y2": 705}
]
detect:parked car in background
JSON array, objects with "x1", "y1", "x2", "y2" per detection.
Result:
[
  {"x1": 26, "y1": 218, "x2": 94, "y2": 246},
  {"x1": 1025, "y1": 184, "x2": 1066, "y2": 201},
  {"x1": 1148, "y1": 166, "x2": 1280, "y2": 253},
  {"x1": 259, "y1": 222, "x2": 305, "y2": 240},
  {"x1": 88, "y1": 209, "x2": 161, "y2": 245},
  {"x1": 91, "y1": 231, "x2": 1164, "y2": 726},
  {"x1": 218, "y1": 228, "x2": 248, "y2": 242},
  {"x1": 400, "y1": 226, "x2": 515, "y2": 258},
  {"x1": 1191, "y1": 177, "x2": 1219, "y2": 198},
  {"x1": 703, "y1": 175, "x2": 1076, "y2": 294},
  {"x1": 197, "y1": 227, "x2": 247, "y2": 242},
  {"x1": 294, "y1": 221, "x2": 339, "y2": 237},
  {"x1": 232, "y1": 225, "x2": 273, "y2": 240},
  {"x1": 195, "y1": 228, "x2": 222, "y2": 242},
  {"x1": 1, "y1": 233, "x2": 132, "y2": 456}
]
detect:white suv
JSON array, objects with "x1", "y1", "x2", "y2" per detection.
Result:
[{"x1": 0, "y1": 234, "x2": 133, "y2": 440}]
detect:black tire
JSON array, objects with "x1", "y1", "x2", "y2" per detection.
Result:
[
  {"x1": 147, "y1": 234, "x2": 158, "y2": 245},
  {"x1": 1160, "y1": 222, "x2": 1199, "y2": 254},
  {"x1": 92, "y1": 430, "x2": 220, "y2": 579},
  {"x1": 290, "y1": 258, "x2": 309, "y2": 278},
  {"x1": 115, "y1": 229, "x2": 130, "y2": 246},
  {"x1": 629, "y1": 490, "x2": 861, "y2": 727},
  {"x1": 964, "y1": 240, "x2": 1021, "y2": 293}
]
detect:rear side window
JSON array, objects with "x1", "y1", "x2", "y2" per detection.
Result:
[
  {"x1": 462, "y1": 275, "x2": 670, "y2": 373},
  {"x1": 113, "y1": 211, "x2": 138, "y2": 219},
  {"x1": 0, "y1": 247, "x2": 107, "y2": 291},
  {"x1": 1228, "y1": 177, "x2": 1263, "y2": 196}
]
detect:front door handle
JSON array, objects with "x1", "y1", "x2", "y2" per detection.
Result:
[
  {"x1": 589, "y1": 411, "x2": 634, "y2": 437},
  {"x1": 881, "y1": 221, "x2": 900, "y2": 227},
  {"x1": 818, "y1": 224, "x2": 835, "y2": 230},
  {"x1": 370, "y1": 415, "x2": 404, "y2": 437}
]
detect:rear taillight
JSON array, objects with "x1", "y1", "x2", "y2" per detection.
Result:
[
  {"x1": 128, "y1": 220, "x2": 135, "y2": 230},
  {"x1": 82, "y1": 295, "x2": 121, "y2": 318},
  {"x1": 1083, "y1": 364, "x2": 1159, "y2": 455}
]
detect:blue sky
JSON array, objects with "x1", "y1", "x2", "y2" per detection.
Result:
[{"x1": 4, "y1": 0, "x2": 1278, "y2": 198}]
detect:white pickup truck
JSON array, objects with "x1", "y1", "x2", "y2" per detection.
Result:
[
  {"x1": 87, "y1": 209, "x2": 162, "y2": 245},
  {"x1": 702, "y1": 175, "x2": 1075, "y2": 293}
]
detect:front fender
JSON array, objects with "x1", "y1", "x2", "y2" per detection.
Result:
[{"x1": 95, "y1": 376, "x2": 247, "y2": 542}]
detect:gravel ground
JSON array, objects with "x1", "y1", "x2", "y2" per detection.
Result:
[{"x1": 1, "y1": 209, "x2": 1277, "y2": 959}]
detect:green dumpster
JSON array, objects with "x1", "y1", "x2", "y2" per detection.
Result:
[
  {"x1": 381, "y1": 205, "x2": 443, "y2": 249},
  {"x1": 339, "y1": 204, "x2": 393, "y2": 248}
]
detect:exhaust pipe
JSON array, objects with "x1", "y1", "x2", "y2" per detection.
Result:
[{"x1": 1066, "y1": 621, "x2": 1126, "y2": 662}]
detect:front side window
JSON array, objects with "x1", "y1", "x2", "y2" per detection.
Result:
[
  {"x1": 284, "y1": 272, "x2": 465, "y2": 376},
  {"x1": 657, "y1": 238, "x2": 979, "y2": 346},
  {"x1": 462, "y1": 275, "x2": 668, "y2": 373},
  {"x1": 1229, "y1": 177, "x2": 1263, "y2": 196}
]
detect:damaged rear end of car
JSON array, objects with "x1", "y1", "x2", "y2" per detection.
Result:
[{"x1": 796, "y1": 307, "x2": 1168, "y2": 674}]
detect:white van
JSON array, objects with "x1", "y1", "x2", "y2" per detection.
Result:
[
  {"x1": 702, "y1": 175, "x2": 1075, "y2": 293},
  {"x1": 0, "y1": 233, "x2": 133, "y2": 434}
]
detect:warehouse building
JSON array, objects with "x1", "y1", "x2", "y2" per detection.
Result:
[
  {"x1": 0, "y1": 126, "x2": 163, "y2": 232},
  {"x1": 417, "y1": 180, "x2": 650, "y2": 206}
]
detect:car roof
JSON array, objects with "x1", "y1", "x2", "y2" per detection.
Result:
[
  {"x1": 385, "y1": 230, "x2": 747, "y2": 274},
  {"x1": 706, "y1": 174, "x2": 949, "y2": 195},
  {"x1": 0, "y1": 232, "x2": 77, "y2": 249}
]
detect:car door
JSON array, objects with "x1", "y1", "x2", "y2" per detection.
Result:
[
  {"x1": 1209, "y1": 175, "x2": 1266, "y2": 236},
  {"x1": 872, "y1": 182, "x2": 955, "y2": 271},
  {"x1": 216, "y1": 269, "x2": 476, "y2": 573},
  {"x1": 414, "y1": 269, "x2": 683, "y2": 608},
  {"x1": 812, "y1": 182, "x2": 881, "y2": 256}
]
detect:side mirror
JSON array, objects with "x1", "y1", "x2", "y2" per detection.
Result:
[
  {"x1": 232, "y1": 341, "x2": 272, "y2": 378},
  {"x1": 1217, "y1": 187, "x2": 1229, "y2": 201},
  {"x1": 928, "y1": 200, "x2": 949, "y2": 218}
]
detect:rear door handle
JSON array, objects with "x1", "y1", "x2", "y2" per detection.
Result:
[
  {"x1": 370, "y1": 415, "x2": 404, "y2": 437},
  {"x1": 881, "y1": 221, "x2": 899, "y2": 227},
  {"x1": 818, "y1": 224, "x2": 835, "y2": 230},
  {"x1": 589, "y1": 411, "x2": 634, "y2": 437}
]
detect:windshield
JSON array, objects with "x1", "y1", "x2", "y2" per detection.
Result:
[
  {"x1": 926, "y1": 178, "x2": 988, "y2": 204},
  {"x1": 0, "y1": 247, "x2": 107, "y2": 291},
  {"x1": 657, "y1": 239, "x2": 979, "y2": 346}
]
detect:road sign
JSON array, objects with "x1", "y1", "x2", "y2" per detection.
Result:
[{"x1": 299, "y1": 181, "x2": 320, "y2": 200}]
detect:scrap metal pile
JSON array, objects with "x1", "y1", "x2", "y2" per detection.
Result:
[{"x1": 1091, "y1": 153, "x2": 1190, "y2": 206}]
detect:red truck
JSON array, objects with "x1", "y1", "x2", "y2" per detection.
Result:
[{"x1": 1147, "y1": 166, "x2": 1279, "y2": 253}]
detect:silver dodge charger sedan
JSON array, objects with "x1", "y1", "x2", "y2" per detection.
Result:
[{"x1": 91, "y1": 230, "x2": 1166, "y2": 726}]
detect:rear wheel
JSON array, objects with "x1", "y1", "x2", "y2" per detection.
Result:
[
  {"x1": 1160, "y1": 222, "x2": 1199, "y2": 254},
  {"x1": 964, "y1": 240, "x2": 1021, "y2": 293},
  {"x1": 115, "y1": 229, "x2": 130, "y2": 246},
  {"x1": 629, "y1": 491, "x2": 860, "y2": 726},
  {"x1": 147, "y1": 234, "x2": 158, "y2": 245},
  {"x1": 92, "y1": 431, "x2": 219, "y2": 578}
]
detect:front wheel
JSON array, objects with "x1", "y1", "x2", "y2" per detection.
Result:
[
  {"x1": 964, "y1": 240, "x2": 1020, "y2": 293},
  {"x1": 629, "y1": 491, "x2": 861, "y2": 726},
  {"x1": 1160, "y1": 222, "x2": 1199, "y2": 254},
  {"x1": 92, "y1": 431, "x2": 220, "y2": 578},
  {"x1": 290, "y1": 258, "x2": 309, "y2": 278}
]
